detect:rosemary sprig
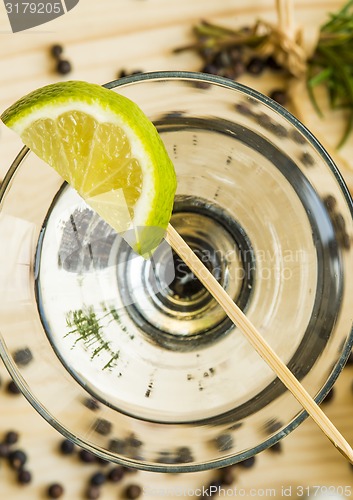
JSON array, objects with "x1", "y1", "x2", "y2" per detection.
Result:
[
  {"x1": 308, "y1": 0, "x2": 353, "y2": 147},
  {"x1": 65, "y1": 306, "x2": 120, "y2": 371}
]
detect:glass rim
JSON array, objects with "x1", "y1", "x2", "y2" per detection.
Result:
[{"x1": 0, "y1": 70, "x2": 353, "y2": 472}]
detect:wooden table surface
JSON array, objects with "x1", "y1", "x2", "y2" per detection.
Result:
[{"x1": 1, "y1": 0, "x2": 353, "y2": 498}]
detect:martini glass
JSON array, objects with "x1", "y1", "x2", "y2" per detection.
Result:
[{"x1": 0, "y1": 71, "x2": 353, "y2": 472}]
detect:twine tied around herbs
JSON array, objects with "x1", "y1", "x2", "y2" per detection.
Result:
[{"x1": 265, "y1": 0, "x2": 319, "y2": 78}]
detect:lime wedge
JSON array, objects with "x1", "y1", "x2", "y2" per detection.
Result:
[{"x1": 1, "y1": 80, "x2": 177, "y2": 256}]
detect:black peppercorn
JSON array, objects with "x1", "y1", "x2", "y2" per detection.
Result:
[
  {"x1": 9, "y1": 449, "x2": 27, "y2": 469},
  {"x1": 0, "y1": 443, "x2": 10, "y2": 458},
  {"x1": 4, "y1": 430, "x2": 19, "y2": 445},
  {"x1": 238, "y1": 455, "x2": 256, "y2": 468},
  {"x1": 13, "y1": 348, "x2": 33, "y2": 367},
  {"x1": 268, "y1": 441, "x2": 282, "y2": 453},
  {"x1": 123, "y1": 466, "x2": 138, "y2": 474},
  {"x1": 126, "y1": 434, "x2": 143, "y2": 449},
  {"x1": 124, "y1": 484, "x2": 142, "y2": 499},
  {"x1": 214, "y1": 50, "x2": 232, "y2": 68},
  {"x1": 247, "y1": 57, "x2": 266, "y2": 75},
  {"x1": 95, "y1": 456, "x2": 109, "y2": 466},
  {"x1": 51, "y1": 44, "x2": 63, "y2": 58},
  {"x1": 47, "y1": 483, "x2": 64, "y2": 498},
  {"x1": 94, "y1": 418, "x2": 112, "y2": 436},
  {"x1": 17, "y1": 469, "x2": 32, "y2": 484},
  {"x1": 85, "y1": 485, "x2": 101, "y2": 500},
  {"x1": 175, "y1": 446, "x2": 194, "y2": 463},
  {"x1": 59, "y1": 438, "x2": 75, "y2": 455},
  {"x1": 324, "y1": 195, "x2": 337, "y2": 212},
  {"x1": 265, "y1": 419, "x2": 283, "y2": 434},
  {"x1": 334, "y1": 213, "x2": 346, "y2": 232},
  {"x1": 90, "y1": 471, "x2": 106, "y2": 486},
  {"x1": 79, "y1": 449, "x2": 96, "y2": 463},
  {"x1": 108, "y1": 438, "x2": 126, "y2": 453},
  {"x1": 83, "y1": 398, "x2": 100, "y2": 411},
  {"x1": 219, "y1": 466, "x2": 235, "y2": 485},
  {"x1": 235, "y1": 102, "x2": 253, "y2": 117},
  {"x1": 56, "y1": 59, "x2": 72, "y2": 75},
  {"x1": 6, "y1": 380, "x2": 21, "y2": 395},
  {"x1": 214, "y1": 433, "x2": 234, "y2": 452},
  {"x1": 341, "y1": 232, "x2": 351, "y2": 250},
  {"x1": 290, "y1": 129, "x2": 306, "y2": 145},
  {"x1": 107, "y1": 466, "x2": 125, "y2": 482},
  {"x1": 300, "y1": 152, "x2": 315, "y2": 167},
  {"x1": 201, "y1": 63, "x2": 218, "y2": 75},
  {"x1": 269, "y1": 89, "x2": 288, "y2": 106},
  {"x1": 266, "y1": 55, "x2": 283, "y2": 71}
]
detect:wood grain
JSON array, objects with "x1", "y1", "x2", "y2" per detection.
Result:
[{"x1": 1, "y1": 0, "x2": 353, "y2": 498}]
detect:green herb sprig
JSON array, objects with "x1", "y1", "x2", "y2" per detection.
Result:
[
  {"x1": 65, "y1": 306, "x2": 120, "y2": 371},
  {"x1": 308, "y1": 0, "x2": 353, "y2": 147}
]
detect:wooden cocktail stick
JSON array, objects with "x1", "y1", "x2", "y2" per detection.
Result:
[{"x1": 165, "y1": 223, "x2": 353, "y2": 464}]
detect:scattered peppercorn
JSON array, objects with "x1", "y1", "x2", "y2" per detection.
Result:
[
  {"x1": 8, "y1": 449, "x2": 27, "y2": 469},
  {"x1": 123, "y1": 466, "x2": 138, "y2": 474},
  {"x1": 238, "y1": 455, "x2": 256, "y2": 468},
  {"x1": 59, "y1": 438, "x2": 75, "y2": 455},
  {"x1": 56, "y1": 59, "x2": 72, "y2": 75},
  {"x1": 247, "y1": 57, "x2": 266, "y2": 76},
  {"x1": 107, "y1": 466, "x2": 125, "y2": 482},
  {"x1": 214, "y1": 433, "x2": 234, "y2": 452},
  {"x1": 17, "y1": 468, "x2": 32, "y2": 484},
  {"x1": 6, "y1": 380, "x2": 21, "y2": 395},
  {"x1": 85, "y1": 485, "x2": 101, "y2": 500},
  {"x1": 126, "y1": 434, "x2": 143, "y2": 449},
  {"x1": 108, "y1": 438, "x2": 126, "y2": 454},
  {"x1": 300, "y1": 151, "x2": 315, "y2": 167},
  {"x1": 266, "y1": 55, "x2": 283, "y2": 71},
  {"x1": 51, "y1": 44, "x2": 63, "y2": 58},
  {"x1": 269, "y1": 89, "x2": 288, "y2": 106},
  {"x1": 117, "y1": 69, "x2": 143, "y2": 79},
  {"x1": 0, "y1": 443, "x2": 10, "y2": 458},
  {"x1": 94, "y1": 418, "x2": 112, "y2": 436},
  {"x1": 124, "y1": 484, "x2": 142, "y2": 499},
  {"x1": 90, "y1": 471, "x2": 106, "y2": 487},
  {"x1": 323, "y1": 194, "x2": 337, "y2": 212},
  {"x1": 334, "y1": 213, "x2": 346, "y2": 232},
  {"x1": 341, "y1": 232, "x2": 351, "y2": 250},
  {"x1": 271, "y1": 123, "x2": 288, "y2": 137},
  {"x1": 95, "y1": 456, "x2": 109, "y2": 466},
  {"x1": 4, "y1": 430, "x2": 19, "y2": 445},
  {"x1": 290, "y1": 129, "x2": 306, "y2": 145},
  {"x1": 219, "y1": 466, "x2": 235, "y2": 485},
  {"x1": 268, "y1": 441, "x2": 282, "y2": 453},
  {"x1": 265, "y1": 419, "x2": 283, "y2": 434},
  {"x1": 175, "y1": 446, "x2": 194, "y2": 463},
  {"x1": 235, "y1": 102, "x2": 254, "y2": 117},
  {"x1": 78, "y1": 449, "x2": 97, "y2": 463},
  {"x1": 83, "y1": 398, "x2": 100, "y2": 411},
  {"x1": 47, "y1": 483, "x2": 64, "y2": 498},
  {"x1": 13, "y1": 348, "x2": 33, "y2": 367}
]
